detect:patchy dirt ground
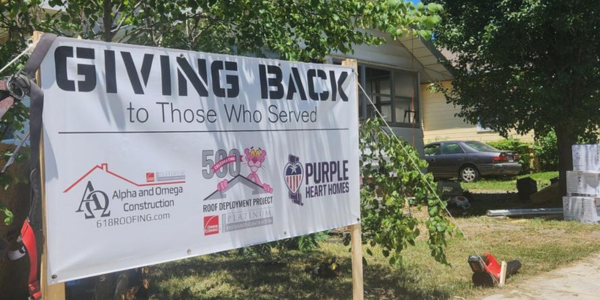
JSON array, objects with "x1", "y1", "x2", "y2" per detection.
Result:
[
  {"x1": 480, "y1": 253, "x2": 600, "y2": 300},
  {"x1": 458, "y1": 191, "x2": 600, "y2": 300}
]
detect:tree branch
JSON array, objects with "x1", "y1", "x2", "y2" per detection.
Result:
[{"x1": 112, "y1": 1, "x2": 143, "y2": 33}]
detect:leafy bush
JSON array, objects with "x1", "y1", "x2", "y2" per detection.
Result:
[
  {"x1": 534, "y1": 131, "x2": 558, "y2": 172},
  {"x1": 533, "y1": 129, "x2": 598, "y2": 172},
  {"x1": 486, "y1": 137, "x2": 533, "y2": 174},
  {"x1": 356, "y1": 118, "x2": 454, "y2": 265}
]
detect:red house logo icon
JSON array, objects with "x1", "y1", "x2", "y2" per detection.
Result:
[{"x1": 63, "y1": 163, "x2": 185, "y2": 193}]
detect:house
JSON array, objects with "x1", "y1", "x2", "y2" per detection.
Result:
[
  {"x1": 418, "y1": 50, "x2": 535, "y2": 144},
  {"x1": 329, "y1": 31, "x2": 453, "y2": 154},
  {"x1": 330, "y1": 33, "x2": 534, "y2": 155}
]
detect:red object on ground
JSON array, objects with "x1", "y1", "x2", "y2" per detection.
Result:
[
  {"x1": 484, "y1": 253, "x2": 501, "y2": 280},
  {"x1": 468, "y1": 253, "x2": 521, "y2": 287},
  {"x1": 468, "y1": 254, "x2": 500, "y2": 281}
]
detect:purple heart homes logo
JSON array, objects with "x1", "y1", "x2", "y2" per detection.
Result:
[{"x1": 284, "y1": 155, "x2": 303, "y2": 206}]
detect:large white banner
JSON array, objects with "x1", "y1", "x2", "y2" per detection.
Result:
[{"x1": 40, "y1": 37, "x2": 360, "y2": 283}]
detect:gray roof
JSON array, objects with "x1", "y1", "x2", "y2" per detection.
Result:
[{"x1": 203, "y1": 175, "x2": 264, "y2": 201}]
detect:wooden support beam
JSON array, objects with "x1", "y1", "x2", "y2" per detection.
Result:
[
  {"x1": 350, "y1": 223, "x2": 364, "y2": 300},
  {"x1": 342, "y1": 58, "x2": 364, "y2": 300},
  {"x1": 33, "y1": 30, "x2": 66, "y2": 300}
]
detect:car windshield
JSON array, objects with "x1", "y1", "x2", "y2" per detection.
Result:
[{"x1": 464, "y1": 141, "x2": 499, "y2": 152}]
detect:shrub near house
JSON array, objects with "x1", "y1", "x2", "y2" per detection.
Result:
[{"x1": 486, "y1": 138, "x2": 533, "y2": 174}]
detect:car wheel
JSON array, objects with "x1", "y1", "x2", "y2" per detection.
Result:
[{"x1": 460, "y1": 165, "x2": 480, "y2": 182}]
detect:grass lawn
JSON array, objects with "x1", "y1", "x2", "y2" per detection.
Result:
[
  {"x1": 461, "y1": 171, "x2": 559, "y2": 192},
  {"x1": 146, "y1": 190, "x2": 600, "y2": 300}
]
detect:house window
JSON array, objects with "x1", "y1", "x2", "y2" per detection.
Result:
[{"x1": 359, "y1": 66, "x2": 419, "y2": 127}]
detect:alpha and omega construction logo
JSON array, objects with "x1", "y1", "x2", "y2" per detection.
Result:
[
  {"x1": 76, "y1": 181, "x2": 110, "y2": 219},
  {"x1": 63, "y1": 163, "x2": 185, "y2": 227},
  {"x1": 284, "y1": 154, "x2": 304, "y2": 206}
]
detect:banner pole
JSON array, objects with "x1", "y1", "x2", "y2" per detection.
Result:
[
  {"x1": 350, "y1": 223, "x2": 364, "y2": 300},
  {"x1": 342, "y1": 58, "x2": 364, "y2": 300},
  {"x1": 34, "y1": 30, "x2": 66, "y2": 300}
]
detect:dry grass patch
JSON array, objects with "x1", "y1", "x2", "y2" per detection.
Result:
[{"x1": 147, "y1": 193, "x2": 600, "y2": 300}]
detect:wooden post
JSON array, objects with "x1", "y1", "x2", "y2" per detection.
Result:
[
  {"x1": 342, "y1": 58, "x2": 364, "y2": 300},
  {"x1": 33, "y1": 31, "x2": 66, "y2": 300},
  {"x1": 499, "y1": 261, "x2": 507, "y2": 287},
  {"x1": 350, "y1": 223, "x2": 364, "y2": 299}
]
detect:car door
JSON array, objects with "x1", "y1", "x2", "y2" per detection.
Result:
[
  {"x1": 436, "y1": 142, "x2": 467, "y2": 177},
  {"x1": 424, "y1": 143, "x2": 442, "y2": 176}
]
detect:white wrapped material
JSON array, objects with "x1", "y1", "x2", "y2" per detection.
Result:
[
  {"x1": 572, "y1": 144, "x2": 600, "y2": 171},
  {"x1": 563, "y1": 196, "x2": 600, "y2": 224},
  {"x1": 566, "y1": 171, "x2": 600, "y2": 196}
]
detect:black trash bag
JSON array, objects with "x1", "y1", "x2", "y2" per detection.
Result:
[{"x1": 517, "y1": 177, "x2": 537, "y2": 202}]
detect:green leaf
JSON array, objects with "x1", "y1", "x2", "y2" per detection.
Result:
[
  {"x1": 436, "y1": 223, "x2": 447, "y2": 232},
  {"x1": 428, "y1": 206, "x2": 438, "y2": 217},
  {"x1": 427, "y1": 3, "x2": 438, "y2": 13},
  {"x1": 0, "y1": 204, "x2": 14, "y2": 225},
  {"x1": 418, "y1": 29, "x2": 432, "y2": 40}
]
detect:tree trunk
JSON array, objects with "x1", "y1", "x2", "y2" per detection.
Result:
[
  {"x1": 103, "y1": 0, "x2": 113, "y2": 42},
  {"x1": 555, "y1": 124, "x2": 575, "y2": 197}
]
